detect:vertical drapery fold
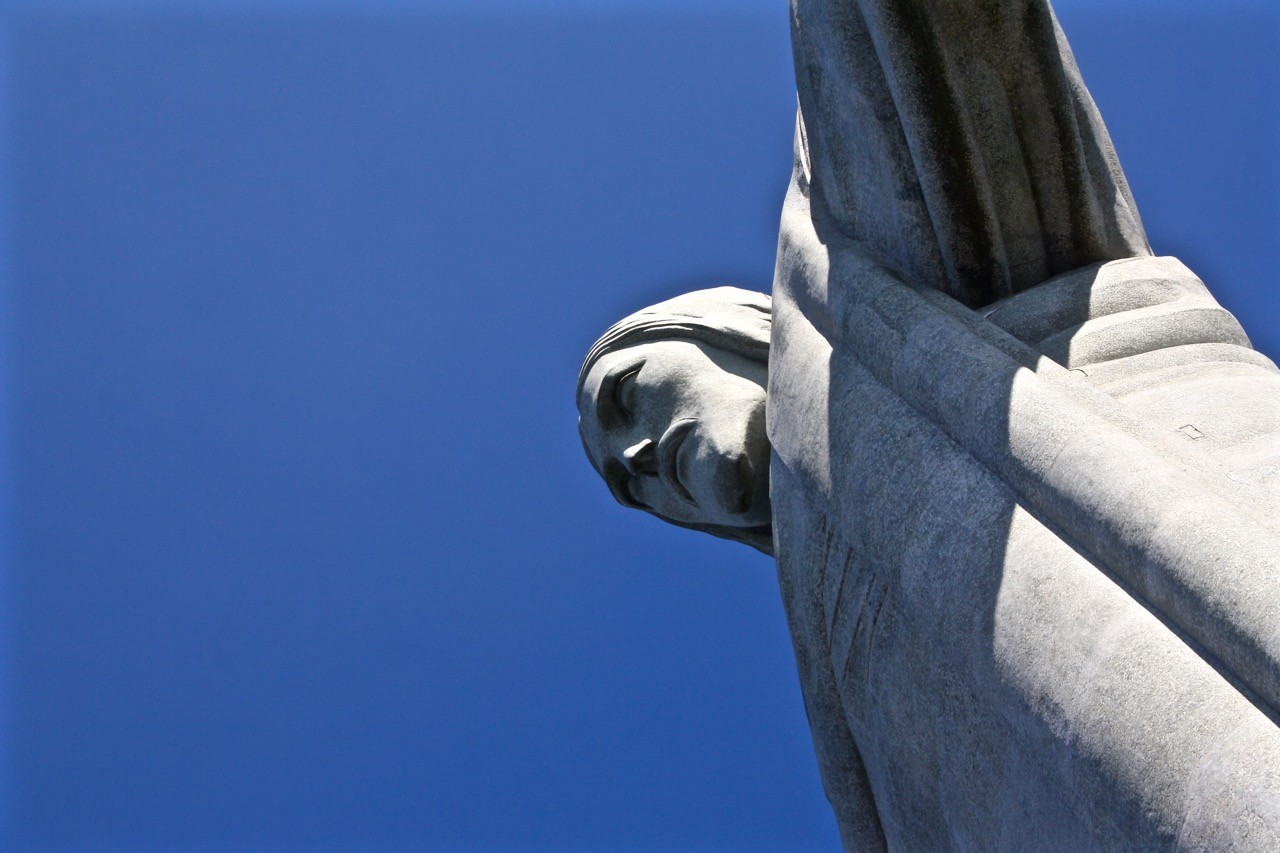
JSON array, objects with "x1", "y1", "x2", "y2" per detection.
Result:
[{"x1": 791, "y1": 0, "x2": 1151, "y2": 306}]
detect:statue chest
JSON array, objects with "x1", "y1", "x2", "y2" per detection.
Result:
[{"x1": 768, "y1": 273, "x2": 1280, "y2": 848}]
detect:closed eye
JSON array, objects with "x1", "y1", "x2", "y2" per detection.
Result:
[
  {"x1": 595, "y1": 361, "x2": 643, "y2": 431},
  {"x1": 614, "y1": 367, "x2": 640, "y2": 421}
]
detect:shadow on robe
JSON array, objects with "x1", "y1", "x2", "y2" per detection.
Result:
[{"x1": 767, "y1": 1, "x2": 1280, "y2": 848}]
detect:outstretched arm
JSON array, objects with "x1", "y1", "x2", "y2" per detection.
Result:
[{"x1": 791, "y1": 0, "x2": 1151, "y2": 307}]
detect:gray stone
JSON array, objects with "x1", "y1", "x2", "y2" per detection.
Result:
[{"x1": 577, "y1": 0, "x2": 1280, "y2": 848}]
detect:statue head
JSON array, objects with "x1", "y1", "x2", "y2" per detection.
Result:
[{"x1": 576, "y1": 287, "x2": 774, "y2": 555}]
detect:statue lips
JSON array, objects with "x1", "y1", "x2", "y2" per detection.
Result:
[{"x1": 658, "y1": 418, "x2": 697, "y2": 505}]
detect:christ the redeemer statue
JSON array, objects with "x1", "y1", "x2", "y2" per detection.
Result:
[{"x1": 576, "y1": 1, "x2": 1280, "y2": 848}]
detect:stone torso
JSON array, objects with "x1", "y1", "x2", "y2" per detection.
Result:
[{"x1": 766, "y1": 170, "x2": 1280, "y2": 851}]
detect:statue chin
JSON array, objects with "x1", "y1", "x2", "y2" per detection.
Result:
[
  {"x1": 698, "y1": 397, "x2": 771, "y2": 528},
  {"x1": 707, "y1": 449, "x2": 766, "y2": 523},
  {"x1": 738, "y1": 414, "x2": 772, "y2": 525}
]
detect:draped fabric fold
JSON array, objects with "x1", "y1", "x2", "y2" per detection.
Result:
[
  {"x1": 791, "y1": 0, "x2": 1152, "y2": 306},
  {"x1": 771, "y1": 2, "x2": 1280, "y2": 847}
]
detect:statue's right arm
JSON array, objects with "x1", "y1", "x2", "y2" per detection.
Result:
[{"x1": 791, "y1": 0, "x2": 1150, "y2": 307}]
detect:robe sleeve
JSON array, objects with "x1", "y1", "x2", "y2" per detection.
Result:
[
  {"x1": 790, "y1": 0, "x2": 1151, "y2": 307},
  {"x1": 772, "y1": 463, "x2": 887, "y2": 851},
  {"x1": 780, "y1": 566, "x2": 887, "y2": 852},
  {"x1": 792, "y1": 633, "x2": 888, "y2": 852}
]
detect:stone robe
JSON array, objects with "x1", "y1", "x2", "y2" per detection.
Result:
[{"x1": 769, "y1": 1, "x2": 1280, "y2": 848}]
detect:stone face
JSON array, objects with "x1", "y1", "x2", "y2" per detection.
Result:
[
  {"x1": 577, "y1": 287, "x2": 776, "y2": 554},
  {"x1": 577, "y1": 0, "x2": 1280, "y2": 848}
]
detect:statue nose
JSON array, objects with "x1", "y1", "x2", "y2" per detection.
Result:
[{"x1": 622, "y1": 438, "x2": 658, "y2": 476}]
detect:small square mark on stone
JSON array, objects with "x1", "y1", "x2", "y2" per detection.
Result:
[{"x1": 1178, "y1": 424, "x2": 1206, "y2": 440}]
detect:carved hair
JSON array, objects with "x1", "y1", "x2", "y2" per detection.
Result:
[{"x1": 578, "y1": 287, "x2": 774, "y2": 556}]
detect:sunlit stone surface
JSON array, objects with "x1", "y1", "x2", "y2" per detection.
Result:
[{"x1": 578, "y1": 1, "x2": 1280, "y2": 847}]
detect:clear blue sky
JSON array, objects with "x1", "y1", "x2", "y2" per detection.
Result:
[{"x1": 0, "y1": 1, "x2": 1275, "y2": 850}]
